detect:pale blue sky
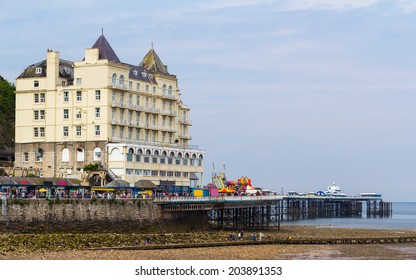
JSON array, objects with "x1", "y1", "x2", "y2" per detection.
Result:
[{"x1": 1, "y1": 0, "x2": 416, "y2": 201}]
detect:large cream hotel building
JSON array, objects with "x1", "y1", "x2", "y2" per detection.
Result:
[{"x1": 14, "y1": 34, "x2": 205, "y2": 190}]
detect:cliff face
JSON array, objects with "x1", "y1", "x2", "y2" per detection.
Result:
[{"x1": 0, "y1": 75, "x2": 15, "y2": 153}]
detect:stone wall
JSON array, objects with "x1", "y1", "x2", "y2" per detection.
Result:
[{"x1": 0, "y1": 198, "x2": 209, "y2": 233}]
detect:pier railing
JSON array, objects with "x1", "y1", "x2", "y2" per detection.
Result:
[{"x1": 153, "y1": 195, "x2": 283, "y2": 204}]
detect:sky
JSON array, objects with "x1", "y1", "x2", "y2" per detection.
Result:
[{"x1": 1, "y1": 0, "x2": 416, "y2": 201}]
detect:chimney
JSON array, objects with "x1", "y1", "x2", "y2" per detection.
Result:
[{"x1": 46, "y1": 49, "x2": 60, "y2": 89}]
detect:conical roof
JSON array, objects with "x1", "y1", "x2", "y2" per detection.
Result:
[
  {"x1": 91, "y1": 35, "x2": 120, "y2": 63},
  {"x1": 139, "y1": 48, "x2": 169, "y2": 74}
]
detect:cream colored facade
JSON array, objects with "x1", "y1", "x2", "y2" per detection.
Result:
[{"x1": 15, "y1": 36, "x2": 204, "y2": 188}]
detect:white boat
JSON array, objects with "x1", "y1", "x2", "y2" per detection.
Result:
[{"x1": 325, "y1": 182, "x2": 347, "y2": 197}]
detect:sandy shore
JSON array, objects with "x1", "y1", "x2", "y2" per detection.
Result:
[{"x1": 1, "y1": 226, "x2": 416, "y2": 260}]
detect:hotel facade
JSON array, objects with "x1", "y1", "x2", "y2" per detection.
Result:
[{"x1": 14, "y1": 34, "x2": 205, "y2": 189}]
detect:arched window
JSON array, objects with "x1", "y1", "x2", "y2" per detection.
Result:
[
  {"x1": 76, "y1": 147, "x2": 85, "y2": 162},
  {"x1": 119, "y1": 75, "x2": 124, "y2": 85},
  {"x1": 136, "y1": 148, "x2": 143, "y2": 162},
  {"x1": 93, "y1": 147, "x2": 102, "y2": 161},
  {"x1": 109, "y1": 147, "x2": 122, "y2": 161},
  {"x1": 112, "y1": 73, "x2": 117, "y2": 84},
  {"x1": 62, "y1": 148, "x2": 70, "y2": 162},
  {"x1": 168, "y1": 152, "x2": 174, "y2": 164},
  {"x1": 190, "y1": 154, "x2": 196, "y2": 166},
  {"x1": 183, "y1": 153, "x2": 189, "y2": 165},
  {"x1": 127, "y1": 148, "x2": 134, "y2": 162},
  {"x1": 162, "y1": 84, "x2": 167, "y2": 94},
  {"x1": 160, "y1": 151, "x2": 167, "y2": 164},
  {"x1": 168, "y1": 85, "x2": 172, "y2": 95},
  {"x1": 198, "y1": 154, "x2": 203, "y2": 166},
  {"x1": 144, "y1": 149, "x2": 151, "y2": 163},
  {"x1": 153, "y1": 150, "x2": 159, "y2": 163}
]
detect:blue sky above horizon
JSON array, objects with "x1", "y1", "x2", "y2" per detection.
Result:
[{"x1": 1, "y1": 0, "x2": 416, "y2": 201}]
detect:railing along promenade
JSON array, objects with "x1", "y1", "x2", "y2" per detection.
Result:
[{"x1": 153, "y1": 195, "x2": 283, "y2": 204}]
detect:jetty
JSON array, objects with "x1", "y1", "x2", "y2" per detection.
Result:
[{"x1": 154, "y1": 194, "x2": 392, "y2": 230}]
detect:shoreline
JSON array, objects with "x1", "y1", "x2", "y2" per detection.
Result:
[{"x1": 1, "y1": 225, "x2": 416, "y2": 260}]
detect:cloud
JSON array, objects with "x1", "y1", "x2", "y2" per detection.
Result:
[{"x1": 279, "y1": 0, "x2": 381, "y2": 11}]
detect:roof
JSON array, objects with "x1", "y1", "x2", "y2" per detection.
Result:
[
  {"x1": 128, "y1": 64, "x2": 157, "y2": 83},
  {"x1": 91, "y1": 35, "x2": 121, "y2": 63},
  {"x1": 134, "y1": 180, "x2": 157, "y2": 189},
  {"x1": 139, "y1": 48, "x2": 169, "y2": 74},
  {"x1": 17, "y1": 59, "x2": 74, "y2": 79}
]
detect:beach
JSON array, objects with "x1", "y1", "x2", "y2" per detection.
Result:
[{"x1": 2, "y1": 226, "x2": 416, "y2": 260}]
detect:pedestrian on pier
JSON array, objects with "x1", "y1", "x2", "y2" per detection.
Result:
[{"x1": 145, "y1": 236, "x2": 151, "y2": 245}]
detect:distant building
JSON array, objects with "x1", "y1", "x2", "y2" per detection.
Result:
[{"x1": 14, "y1": 34, "x2": 204, "y2": 189}]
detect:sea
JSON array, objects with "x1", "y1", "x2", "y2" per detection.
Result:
[{"x1": 281, "y1": 202, "x2": 416, "y2": 230}]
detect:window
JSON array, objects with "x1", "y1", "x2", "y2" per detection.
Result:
[
  {"x1": 168, "y1": 85, "x2": 173, "y2": 95},
  {"x1": 34, "y1": 93, "x2": 39, "y2": 103},
  {"x1": 119, "y1": 75, "x2": 124, "y2": 85},
  {"x1": 120, "y1": 92, "x2": 124, "y2": 103},
  {"x1": 40, "y1": 93, "x2": 45, "y2": 103},
  {"x1": 95, "y1": 125, "x2": 100, "y2": 136},
  {"x1": 175, "y1": 172, "x2": 181, "y2": 177},
  {"x1": 120, "y1": 109, "x2": 124, "y2": 120},
  {"x1": 136, "y1": 95, "x2": 140, "y2": 105},
  {"x1": 162, "y1": 100, "x2": 166, "y2": 110},
  {"x1": 128, "y1": 127, "x2": 132, "y2": 139},
  {"x1": 145, "y1": 130, "x2": 149, "y2": 141},
  {"x1": 126, "y1": 169, "x2": 134, "y2": 175},
  {"x1": 76, "y1": 91, "x2": 82, "y2": 101},
  {"x1": 143, "y1": 170, "x2": 151, "y2": 176},
  {"x1": 112, "y1": 73, "x2": 117, "y2": 84},
  {"x1": 128, "y1": 110, "x2": 132, "y2": 122},
  {"x1": 151, "y1": 170, "x2": 159, "y2": 176},
  {"x1": 145, "y1": 85, "x2": 149, "y2": 92},
  {"x1": 34, "y1": 110, "x2": 39, "y2": 120},
  {"x1": 76, "y1": 78, "x2": 82, "y2": 85},
  {"x1": 152, "y1": 98, "x2": 156, "y2": 108},
  {"x1": 62, "y1": 148, "x2": 70, "y2": 162},
  {"x1": 128, "y1": 93, "x2": 132, "y2": 104},
  {"x1": 63, "y1": 126, "x2": 69, "y2": 137},
  {"x1": 127, "y1": 148, "x2": 134, "y2": 162},
  {"x1": 136, "y1": 128, "x2": 140, "y2": 140},
  {"x1": 39, "y1": 127, "x2": 45, "y2": 137},
  {"x1": 160, "y1": 171, "x2": 166, "y2": 177},
  {"x1": 162, "y1": 84, "x2": 166, "y2": 94},
  {"x1": 95, "y1": 90, "x2": 101, "y2": 100},
  {"x1": 63, "y1": 109, "x2": 69, "y2": 119},
  {"x1": 76, "y1": 147, "x2": 84, "y2": 162},
  {"x1": 167, "y1": 171, "x2": 174, "y2": 177},
  {"x1": 34, "y1": 80, "x2": 39, "y2": 87},
  {"x1": 135, "y1": 169, "x2": 142, "y2": 176},
  {"x1": 136, "y1": 111, "x2": 140, "y2": 123},
  {"x1": 111, "y1": 125, "x2": 115, "y2": 137},
  {"x1": 35, "y1": 148, "x2": 43, "y2": 162},
  {"x1": 183, "y1": 172, "x2": 189, "y2": 178},
  {"x1": 36, "y1": 67, "x2": 42, "y2": 74},
  {"x1": 112, "y1": 91, "x2": 116, "y2": 101},
  {"x1": 152, "y1": 114, "x2": 156, "y2": 125},
  {"x1": 162, "y1": 132, "x2": 166, "y2": 143},
  {"x1": 152, "y1": 131, "x2": 156, "y2": 142},
  {"x1": 95, "y1": 107, "x2": 100, "y2": 118},
  {"x1": 129, "y1": 81, "x2": 132, "y2": 88},
  {"x1": 169, "y1": 117, "x2": 172, "y2": 128},
  {"x1": 145, "y1": 97, "x2": 149, "y2": 108},
  {"x1": 76, "y1": 110, "x2": 82, "y2": 119},
  {"x1": 63, "y1": 92, "x2": 69, "y2": 102},
  {"x1": 34, "y1": 127, "x2": 39, "y2": 137},
  {"x1": 136, "y1": 83, "x2": 141, "y2": 91},
  {"x1": 93, "y1": 147, "x2": 101, "y2": 161},
  {"x1": 40, "y1": 110, "x2": 45, "y2": 120},
  {"x1": 23, "y1": 152, "x2": 29, "y2": 162},
  {"x1": 119, "y1": 126, "x2": 123, "y2": 139},
  {"x1": 76, "y1": 126, "x2": 81, "y2": 136},
  {"x1": 168, "y1": 132, "x2": 172, "y2": 143}
]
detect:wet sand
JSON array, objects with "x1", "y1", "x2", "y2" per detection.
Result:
[{"x1": 1, "y1": 226, "x2": 416, "y2": 260}]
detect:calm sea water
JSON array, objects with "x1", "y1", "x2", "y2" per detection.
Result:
[{"x1": 281, "y1": 202, "x2": 416, "y2": 230}]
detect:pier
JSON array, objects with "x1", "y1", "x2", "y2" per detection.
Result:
[{"x1": 153, "y1": 195, "x2": 392, "y2": 230}]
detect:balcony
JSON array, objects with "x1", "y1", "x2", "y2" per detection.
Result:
[
  {"x1": 178, "y1": 118, "x2": 192, "y2": 125},
  {"x1": 111, "y1": 82, "x2": 129, "y2": 90},
  {"x1": 160, "y1": 110, "x2": 177, "y2": 116},
  {"x1": 178, "y1": 133, "x2": 192, "y2": 140},
  {"x1": 161, "y1": 93, "x2": 178, "y2": 100}
]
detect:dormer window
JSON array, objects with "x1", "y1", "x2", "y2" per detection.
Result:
[
  {"x1": 133, "y1": 70, "x2": 138, "y2": 76},
  {"x1": 35, "y1": 67, "x2": 42, "y2": 74}
]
